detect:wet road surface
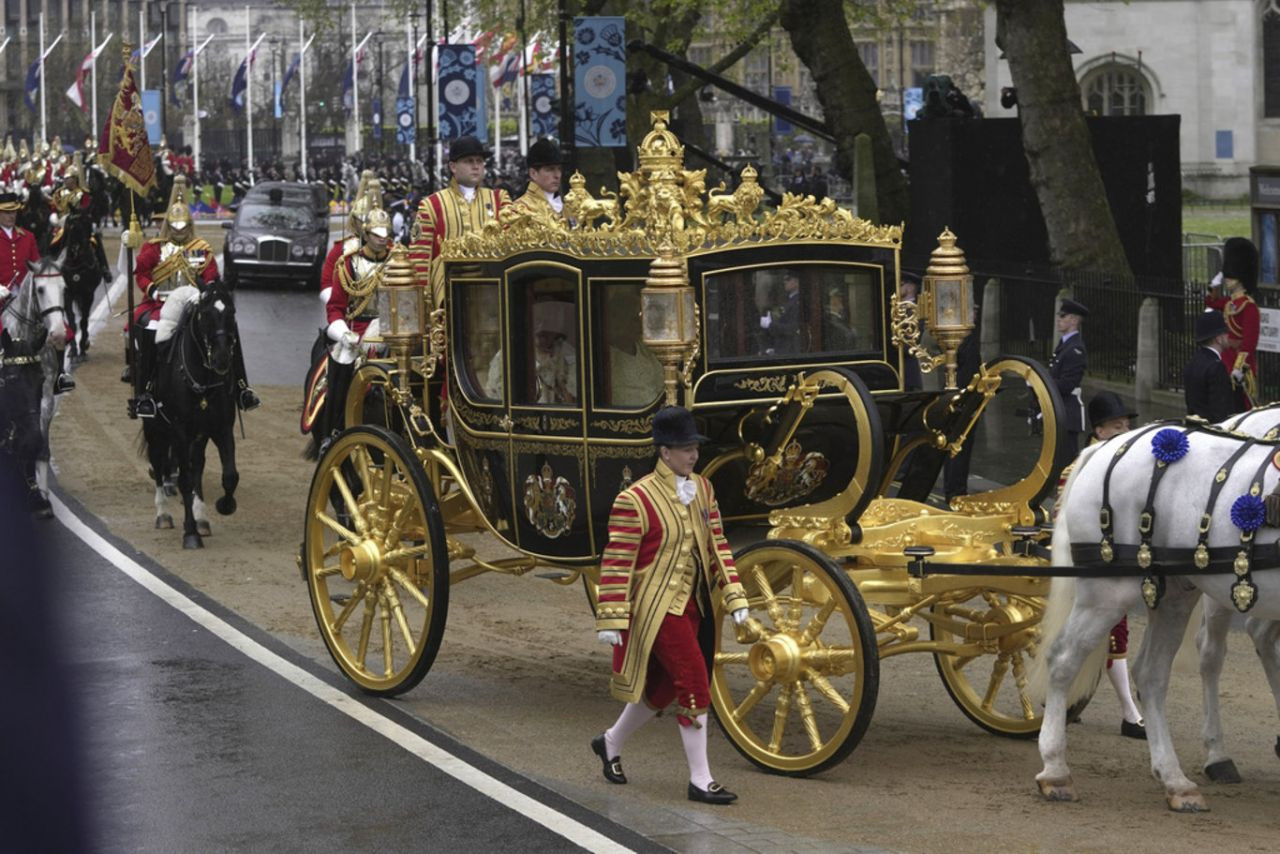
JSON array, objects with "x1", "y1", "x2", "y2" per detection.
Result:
[{"x1": 47, "y1": 497, "x2": 659, "y2": 853}]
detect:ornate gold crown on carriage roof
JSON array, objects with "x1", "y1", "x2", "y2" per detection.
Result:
[{"x1": 439, "y1": 111, "x2": 903, "y2": 262}]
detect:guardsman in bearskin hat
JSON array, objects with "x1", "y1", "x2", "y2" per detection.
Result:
[
  {"x1": 314, "y1": 206, "x2": 393, "y2": 445},
  {"x1": 591, "y1": 406, "x2": 750, "y2": 805},
  {"x1": 1051, "y1": 298, "x2": 1089, "y2": 453},
  {"x1": 510, "y1": 138, "x2": 564, "y2": 220},
  {"x1": 1205, "y1": 236, "x2": 1259, "y2": 411},
  {"x1": 129, "y1": 176, "x2": 259, "y2": 418},
  {"x1": 409, "y1": 136, "x2": 508, "y2": 310}
]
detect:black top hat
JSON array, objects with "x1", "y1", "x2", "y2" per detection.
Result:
[
  {"x1": 448, "y1": 136, "x2": 489, "y2": 162},
  {"x1": 652, "y1": 406, "x2": 709, "y2": 447},
  {"x1": 1221, "y1": 236, "x2": 1259, "y2": 296},
  {"x1": 1195, "y1": 308, "x2": 1228, "y2": 342},
  {"x1": 1088, "y1": 391, "x2": 1137, "y2": 427},
  {"x1": 1059, "y1": 298, "x2": 1089, "y2": 318},
  {"x1": 526, "y1": 138, "x2": 562, "y2": 169}
]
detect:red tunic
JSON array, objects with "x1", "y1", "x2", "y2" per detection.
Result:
[
  {"x1": 1206, "y1": 291, "x2": 1260, "y2": 377},
  {"x1": 319, "y1": 238, "x2": 346, "y2": 296},
  {"x1": 324, "y1": 246, "x2": 386, "y2": 336},
  {"x1": 0, "y1": 225, "x2": 41, "y2": 336},
  {"x1": 132, "y1": 237, "x2": 219, "y2": 325}
]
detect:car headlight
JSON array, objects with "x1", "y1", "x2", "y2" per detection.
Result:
[
  {"x1": 290, "y1": 243, "x2": 305, "y2": 258},
  {"x1": 233, "y1": 238, "x2": 255, "y2": 255}
]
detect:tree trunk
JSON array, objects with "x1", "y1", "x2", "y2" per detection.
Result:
[
  {"x1": 779, "y1": 0, "x2": 908, "y2": 225},
  {"x1": 995, "y1": 0, "x2": 1131, "y2": 276}
]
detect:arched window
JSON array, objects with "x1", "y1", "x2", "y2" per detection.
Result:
[
  {"x1": 1264, "y1": 1, "x2": 1280, "y2": 117},
  {"x1": 1081, "y1": 64, "x2": 1149, "y2": 116},
  {"x1": 205, "y1": 17, "x2": 229, "y2": 35}
]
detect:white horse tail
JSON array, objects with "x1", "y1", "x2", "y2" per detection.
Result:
[{"x1": 1028, "y1": 461, "x2": 1107, "y2": 707}]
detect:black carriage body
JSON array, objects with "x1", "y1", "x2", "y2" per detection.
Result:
[{"x1": 443, "y1": 238, "x2": 928, "y2": 565}]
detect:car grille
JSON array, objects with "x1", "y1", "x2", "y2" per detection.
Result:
[{"x1": 257, "y1": 238, "x2": 290, "y2": 263}]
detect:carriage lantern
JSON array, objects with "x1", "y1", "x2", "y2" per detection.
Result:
[
  {"x1": 376, "y1": 244, "x2": 426, "y2": 383},
  {"x1": 922, "y1": 227, "x2": 975, "y2": 390}
]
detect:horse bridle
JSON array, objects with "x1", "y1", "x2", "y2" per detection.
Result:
[{"x1": 177, "y1": 294, "x2": 235, "y2": 393}]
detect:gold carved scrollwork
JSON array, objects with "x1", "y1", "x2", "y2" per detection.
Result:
[
  {"x1": 890, "y1": 292, "x2": 943, "y2": 375},
  {"x1": 745, "y1": 440, "x2": 831, "y2": 506},
  {"x1": 680, "y1": 302, "x2": 701, "y2": 388},
  {"x1": 592, "y1": 416, "x2": 652, "y2": 434},
  {"x1": 423, "y1": 307, "x2": 447, "y2": 380},
  {"x1": 733, "y1": 375, "x2": 791, "y2": 393}
]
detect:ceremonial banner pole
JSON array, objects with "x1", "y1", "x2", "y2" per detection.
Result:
[
  {"x1": 351, "y1": 3, "x2": 360, "y2": 155},
  {"x1": 38, "y1": 15, "x2": 45, "y2": 144},
  {"x1": 139, "y1": 11, "x2": 146, "y2": 92},
  {"x1": 91, "y1": 12, "x2": 97, "y2": 136},
  {"x1": 407, "y1": 25, "x2": 415, "y2": 163},
  {"x1": 246, "y1": 7, "x2": 253, "y2": 179},
  {"x1": 193, "y1": 9, "x2": 200, "y2": 173},
  {"x1": 300, "y1": 20, "x2": 311, "y2": 181}
]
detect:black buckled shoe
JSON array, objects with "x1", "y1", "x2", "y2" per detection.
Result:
[
  {"x1": 590, "y1": 734, "x2": 627, "y2": 784},
  {"x1": 239, "y1": 387, "x2": 261, "y2": 411},
  {"x1": 687, "y1": 781, "x2": 737, "y2": 805},
  {"x1": 1121, "y1": 719, "x2": 1147, "y2": 740},
  {"x1": 120, "y1": 364, "x2": 132, "y2": 383},
  {"x1": 133, "y1": 394, "x2": 158, "y2": 419},
  {"x1": 53, "y1": 372, "x2": 76, "y2": 395}
]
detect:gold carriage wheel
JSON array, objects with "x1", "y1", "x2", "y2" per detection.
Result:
[
  {"x1": 304, "y1": 424, "x2": 450, "y2": 696},
  {"x1": 711, "y1": 540, "x2": 879, "y2": 776},
  {"x1": 344, "y1": 363, "x2": 396, "y2": 431},
  {"x1": 928, "y1": 590, "x2": 1055, "y2": 738}
]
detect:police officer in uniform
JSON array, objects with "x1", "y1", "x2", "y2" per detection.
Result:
[{"x1": 1051, "y1": 298, "x2": 1089, "y2": 453}]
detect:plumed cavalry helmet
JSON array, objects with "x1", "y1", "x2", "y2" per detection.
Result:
[
  {"x1": 364, "y1": 207, "x2": 391, "y2": 239},
  {"x1": 348, "y1": 168, "x2": 378, "y2": 235},
  {"x1": 64, "y1": 151, "x2": 83, "y2": 184},
  {"x1": 160, "y1": 173, "x2": 194, "y2": 243}
]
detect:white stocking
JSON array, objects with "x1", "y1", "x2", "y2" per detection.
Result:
[
  {"x1": 605, "y1": 702, "x2": 656, "y2": 758},
  {"x1": 1108, "y1": 658, "x2": 1144, "y2": 724},
  {"x1": 679, "y1": 714, "x2": 713, "y2": 790}
]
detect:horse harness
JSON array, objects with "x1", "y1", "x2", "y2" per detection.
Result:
[
  {"x1": 163, "y1": 296, "x2": 234, "y2": 407},
  {"x1": 1069, "y1": 417, "x2": 1280, "y2": 613}
]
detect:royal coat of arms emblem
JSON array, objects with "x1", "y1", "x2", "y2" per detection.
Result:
[
  {"x1": 523, "y1": 462, "x2": 577, "y2": 538},
  {"x1": 745, "y1": 440, "x2": 830, "y2": 506}
]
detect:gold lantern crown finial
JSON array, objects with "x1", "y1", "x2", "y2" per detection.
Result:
[
  {"x1": 382, "y1": 242, "x2": 416, "y2": 288},
  {"x1": 637, "y1": 110, "x2": 684, "y2": 174},
  {"x1": 926, "y1": 227, "x2": 970, "y2": 277}
]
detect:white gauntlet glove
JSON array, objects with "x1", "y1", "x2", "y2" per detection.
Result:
[
  {"x1": 341, "y1": 331, "x2": 360, "y2": 348},
  {"x1": 1232, "y1": 368, "x2": 1244, "y2": 383},
  {"x1": 0, "y1": 284, "x2": 10, "y2": 301},
  {"x1": 597, "y1": 630, "x2": 623, "y2": 646},
  {"x1": 326, "y1": 318, "x2": 352, "y2": 342},
  {"x1": 759, "y1": 313, "x2": 772, "y2": 329},
  {"x1": 732, "y1": 608, "x2": 749, "y2": 625}
]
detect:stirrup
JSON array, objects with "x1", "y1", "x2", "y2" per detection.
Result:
[
  {"x1": 238, "y1": 387, "x2": 261, "y2": 411},
  {"x1": 133, "y1": 395, "x2": 158, "y2": 419},
  {"x1": 54, "y1": 373, "x2": 76, "y2": 395}
]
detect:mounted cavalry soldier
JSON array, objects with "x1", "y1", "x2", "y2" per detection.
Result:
[
  {"x1": 129, "y1": 178, "x2": 259, "y2": 418},
  {"x1": 510, "y1": 138, "x2": 564, "y2": 220},
  {"x1": 316, "y1": 207, "x2": 393, "y2": 445},
  {"x1": 1051, "y1": 297, "x2": 1089, "y2": 454},
  {"x1": 318, "y1": 170, "x2": 378, "y2": 307},
  {"x1": 1205, "y1": 236, "x2": 1259, "y2": 412},
  {"x1": 0, "y1": 185, "x2": 41, "y2": 333},
  {"x1": 409, "y1": 136, "x2": 509, "y2": 310}
]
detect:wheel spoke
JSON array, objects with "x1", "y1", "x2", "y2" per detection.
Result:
[
  {"x1": 750, "y1": 566, "x2": 786, "y2": 628},
  {"x1": 788, "y1": 564, "x2": 805, "y2": 631},
  {"x1": 768, "y1": 683, "x2": 794, "y2": 752},
  {"x1": 355, "y1": 593, "x2": 377, "y2": 668},
  {"x1": 315, "y1": 564, "x2": 343, "y2": 579},
  {"x1": 803, "y1": 667, "x2": 851, "y2": 714},
  {"x1": 714, "y1": 651, "x2": 750, "y2": 667},
  {"x1": 379, "y1": 455, "x2": 394, "y2": 508},
  {"x1": 732, "y1": 680, "x2": 773, "y2": 722},
  {"x1": 981, "y1": 652, "x2": 1011, "y2": 710},
  {"x1": 793, "y1": 682, "x2": 823, "y2": 752},
  {"x1": 387, "y1": 566, "x2": 432, "y2": 610},
  {"x1": 331, "y1": 581, "x2": 369, "y2": 631},
  {"x1": 803, "y1": 646, "x2": 859, "y2": 675},
  {"x1": 798, "y1": 599, "x2": 838, "y2": 646},
  {"x1": 329, "y1": 471, "x2": 368, "y2": 536},
  {"x1": 383, "y1": 581, "x2": 417, "y2": 658},
  {"x1": 380, "y1": 591, "x2": 394, "y2": 677},
  {"x1": 1010, "y1": 650, "x2": 1037, "y2": 721},
  {"x1": 384, "y1": 543, "x2": 431, "y2": 563},
  {"x1": 315, "y1": 510, "x2": 360, "y2": 545}
]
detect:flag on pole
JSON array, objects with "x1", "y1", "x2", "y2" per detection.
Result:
[
  {"x1": 23, "y1": 58, "x2": 41, "y2": 111},
  {"x1": 173, "y1": 49, "x2": 194, "y2": 84},
  {"x1": 130, "y1": 33, "x2": 163, "y2": 62},
  {"x1": 397, "y1": 59, "x2": 411, "y2": 100},
  {"x1": 472, "y1": 30, "x2": 497, "y2": 63},
  {"x1": 491, "y1": 51, "x2": 520, "y2": 89},
  {"x1": 67, "y1": 42, "x2": 109, "y2": 112},
  {"x1": 98, "y1": 47, "x2": 156, "y2": 196},
  {"x1": 229, "y1": 47, "x2": 258, "y2": 113},
  {"x1": 281, "y1": 53, "x2": 301, "y2": 95},
  {"x1": 341, "y1": 44, "x2": 366, "y2": 113}
]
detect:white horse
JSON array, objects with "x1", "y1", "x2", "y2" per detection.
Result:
[
  {"x1": 1039, "y1": 418, "x2": 1280, "y2": 811},
  {"x1": 1, "y1": 260, "x2": 69, "y2": 515}
]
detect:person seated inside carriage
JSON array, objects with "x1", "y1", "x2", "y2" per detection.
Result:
[{"x1": 128, "y1": 192, "x2": 259, "y2": 419}]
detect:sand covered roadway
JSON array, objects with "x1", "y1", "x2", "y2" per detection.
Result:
[{"x1": 47, "y1": 283, "x2": 1280, "y2": 852}]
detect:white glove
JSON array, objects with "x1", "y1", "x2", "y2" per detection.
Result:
[
  {"x1": 759, "y1": 313, "x2": 772, "y2": 329},
  {"x1": 1232, "y1": 368, "x2": 1244, "y2": 383},
  {"x1": 732, "y1": 608, "x2": 749, "y2": 625},
  {"x1": 0, "y1": 284, "x2": 10, "y2": 301},
  {"x1": 326, "y1": 318, "x2": 352, "y2": 343},
  {"x1": 341, "y1": 331, "x2": 360, "y2": 348},
  {"x1": 597, "y1": 630, "x2": 623, "y2": 646}
]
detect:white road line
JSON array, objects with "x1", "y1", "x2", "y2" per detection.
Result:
[{"x1": 51, "y1": 494, "x2": 633, "y2": 854}]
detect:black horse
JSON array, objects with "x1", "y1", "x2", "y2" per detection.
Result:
[
  {"x1": 139, "y1": 281, "x2": 240, "y2": 549},
  {"x1": 53, "y1": 208, "x2": 112, "y2": 360},
  {"x1": 17, "y1": 186, "x2": 53, "y2": 254},
  {"x1": 0, "y1": 327, "x2": 52, "y2": 517}
]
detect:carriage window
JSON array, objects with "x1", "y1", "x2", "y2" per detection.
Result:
[
  {"x1": 456, "y1": 281, "x2": 503, "y2": 402},
  {"x1": 510, "y1": 269, "x2": 580, "y2": 406},
  {"x1": 593, "y1": 282, "x2": 664, "y2": 409},
  {"x1": 704, "y1": 266, "x2": 882, "y2": 362}
]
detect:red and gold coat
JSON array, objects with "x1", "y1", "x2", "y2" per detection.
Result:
[
  {"x1": 132, "y1": 237, "x2": 218, "y2": 324},
  {"x1": 0, "y1": 225, "x2": 41, "y2": 336},
  {"x1": 596, "y1": 460, "x2": 748, "y2": 705},
  {"x1": 408, "y1": 180, "x2": 508, "y2": 309},
  {"x1": 1206, "y1": 291, "x2": 1260, "y2": 378}
]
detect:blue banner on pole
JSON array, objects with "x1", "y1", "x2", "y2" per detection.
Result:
[
  {"x1": 141, "y1": 89, "x2": 163, "y2": 145},
  {"x1": 438, "y1": 44, "x2": 483, "y2": 142},
  {"x1": 372, "y1": 97, "x2": 383, "y2": 141},
  {"x1": 573, "y1": 16, "x2": 626, "y2": 147},
  {"x1": 396, "y1": 97, "x2": 416, "y2": 145},
  {"x1": 773, "y1": 86, "x2": 792, "y2": 135},
  {"x1": 274, "y1": 81, "x2": 283, "y2": 119},
  {"x1": 530, "y1": 74, "x2": 557, "y2": 139}
]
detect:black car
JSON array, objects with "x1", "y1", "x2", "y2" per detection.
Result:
[{"x1": 222, "y1": 181, "x2": 330, "y2": 289}]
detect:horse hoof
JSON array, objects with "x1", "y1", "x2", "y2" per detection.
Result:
[
  {"x1": 163, "y1": 483, "x2": 178, "y2": 497},
  {"x1": 215, "y1": 496, "x2": 237, "y2": 516},
  {"x1": 156, "y1": 514, "x2": 174, "y2": 529},
  {"x1": 182, "y1": 534, "x2": 204, "y2": 550},
  {"x1": 1204, "y1": 759, "x2": 1242, "y2": 784},
  {"x1": 196, "y1": 520, "x2": 212, "y2": 537},
  {"x1": 1037, "y1": 777, "x2": 1077, "y2": 802},
  {"x1": 1167, "y1": 791, "x2": 1209, "y2": 812}
]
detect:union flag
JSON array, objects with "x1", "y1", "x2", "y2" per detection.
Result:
[{"x1": 97, "y1": 44, "x2": 155, "y2": 197}]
